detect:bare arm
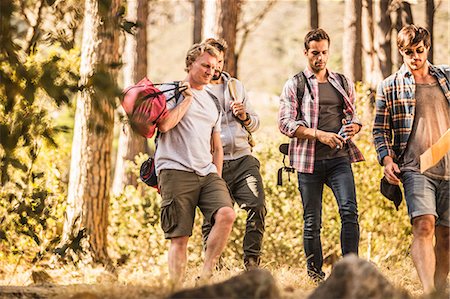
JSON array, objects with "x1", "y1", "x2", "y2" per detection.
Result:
[
  {"x1": 211, "y1": 131, "x2": 223, "y2": 176},
  {"x1": 157, "y1": 82, "x2": 193, "y2": 133},
  {"x1": 294, "y1": 126, "x2": 344, "y2": 149}
]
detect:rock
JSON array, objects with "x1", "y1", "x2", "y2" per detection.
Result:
[
  {"x1": 69, "y1": 292, "x2": 101, "y2": 299},
  {"x1": 167, "y1": 269, "x2": 280, "y2": 299},
  {"x1": 31, "y1": 270, "x2": 54, "y2": 285},
  {"x1": 308, "y1": 254, "x2": 410, "y2": 299}
]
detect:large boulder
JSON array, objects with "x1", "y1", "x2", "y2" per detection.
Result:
[
  {"x1": 308, "y1": 254, "x2": 410, "y2": 299},
  {"x1": 167, "y1": 269, "x2": 280, "y2": 299}
]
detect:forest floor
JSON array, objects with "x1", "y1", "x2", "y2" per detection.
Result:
[{"x1": 0, "y1": 258, "x2": 427, "y2": 299}]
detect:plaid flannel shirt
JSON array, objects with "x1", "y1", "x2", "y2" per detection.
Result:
[
  {"x1": 278, "y1": 68, "x2": 365, "y2": 174},
  {"x1": 373, "y1": 63, "x2": 450, "y2": 165}
]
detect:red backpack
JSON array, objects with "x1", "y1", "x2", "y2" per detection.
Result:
[{"x1": 121, "y1": 77, "x2": 184, "y2": 138}]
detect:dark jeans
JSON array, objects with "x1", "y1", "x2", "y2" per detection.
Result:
[
  {"x1": 297, "y1": 156, "x2": 359, "y2": 273},
  {"x1": 202, "y1": 155, "x2": 266, "y2": 262}
]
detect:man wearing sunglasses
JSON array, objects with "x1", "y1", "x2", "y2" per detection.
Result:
[{"x1": 373, "y1": 24, "x2": 450, "y2": 294}]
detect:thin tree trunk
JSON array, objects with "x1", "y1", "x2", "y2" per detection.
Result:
[
  {"x1": 193, "y1": 0, "x2": 204, "y2": 43},
  {"x1": 309, "y1": 0, "x2": 319, "y2": 29},
  {"x1": 61, "y1": 0, "x2": 120, "y2": 266},
  {"x1": 374, "y1": 0, "x2": 392, "y2": 78},
  {"x1": 425, "y1": 0, "x2": 434, "y2": 63},
  {"x1": 343, "y1": 0, "x2": 362, "y2": 82},
  {"x1": 394, "y1": 1, "x2": 414, "y2": 68},
  {"x1": 362, "y1": 0, "x2": 376, "y2": 87},
  {"x1": 203, "y1": 0, "x2": 218, "y2": 39},
  {"x1": 112, "y1": 0, "x2": 148, "y2": 196},
  {"x1": 218, "y1": 0, "x2": 240, "y2": 77}
]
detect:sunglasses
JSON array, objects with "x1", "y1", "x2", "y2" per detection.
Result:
[{"x1": 403, "y1": 47, "x2": 425, "y2": 56}]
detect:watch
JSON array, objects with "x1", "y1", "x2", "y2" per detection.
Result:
[{"x1": 242, "y1": 113, "x2": 250, "y2": 122}]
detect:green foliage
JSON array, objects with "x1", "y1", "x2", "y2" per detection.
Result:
[{"x1": 0, "y1": 0, "x2": 80, "y2": 262}]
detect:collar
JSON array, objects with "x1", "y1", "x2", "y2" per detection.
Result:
[{"x1": 398, "y1": 61, "x2": 438, "y2": 78}]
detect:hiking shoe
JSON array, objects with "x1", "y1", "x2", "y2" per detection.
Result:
[
  {"x1": 244, "y1": 257, "x2": 260, "y2": 271},
  {"x1": 307, "y1": 268, "x2": 325, "y2": 283}
]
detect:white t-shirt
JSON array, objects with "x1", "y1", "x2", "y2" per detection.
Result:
[{"x1": 155, "y1": 87, "x2": 222, "y2": 176}]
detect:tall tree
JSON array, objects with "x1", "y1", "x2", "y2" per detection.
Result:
[
  {"x1": 309, "y1": 0, "x2": 319, "y2": 29},
  {"x1": 193, "y1": 0, "x2": 204, "y2": 43},
  {"x1": 425, "y1": 0, "x2": 434, "y2": 63},
  {"x1": 203, "y1": 0, "x2": 218, "y2": 39},
  {"x1": 362, "y1": 0, "x2": 378, "y2": 90},
  {"x1": 218, "y1": 0, "x2": 241, "y2": 77},
  {"x1": 374, "y1": 0, "x2": 392, "y2": 78},
  {"x1": 394, "y1": 0, "x2": 414, "y2": 67},
  {"x1": 343, "y1": 0, "x2": 363, "y2": 82},
  {"x1": 112, "y1": 0, "x2": 148, "y2": 196},
  {"x1": 59, "y1": 0, "x2": 121, "y2": 266}
]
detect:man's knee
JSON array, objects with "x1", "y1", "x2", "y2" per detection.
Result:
[
  {"x1": 214, "y1": 207, "x2": 236, "y2": 226},
  {"x1": 412, "y1": 215, "x2": 436, "y2": 238},
  {"x1": 340, "y1": 208, "x2": 359, "y2": 224},
  {"x1": 170, "y1": 236, "x2": 189, "y2": 250}
]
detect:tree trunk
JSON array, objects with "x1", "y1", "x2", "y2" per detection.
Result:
[
  {"x1": 362, "y1": 0, "x2": 378, "y2": 90},
  {"x1": 425, "y1": 0, "x2": 434, "y2": 63},
  {"x1": 394, "y1": 1, "x2": 414, "y2": 68},
  {"x1": 112, "y1": 0, "x2": 148, "y2": 197},
  {"x1": 309, "y1": 0, "x2": 319, "y2": 29},
  {"x1": 343, "y1": 0, "x2": 362, "y2": 82},
  {"x1": 218, "y1": 0, "x2": 240, "y2": 77},
  {"x1": 203, "y1": 0, "x2": 218, "y2": 39},
  {"x1": 193, "y1": 0, "x2": 204, "y2": 43},
  {"x1": 61, "y1": 0, "x2": 120, "y2": 266},
  {"x1": 374, "y1": 0, "x2": 392, "y2": 78}
]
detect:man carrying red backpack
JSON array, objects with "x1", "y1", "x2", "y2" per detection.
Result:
[{"x1": 155, "y1": 43, "x2": 235, "y2": 287}]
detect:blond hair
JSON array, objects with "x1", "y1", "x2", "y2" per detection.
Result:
[
  {"x1": 204, "y1": 38, "x2": 228, "y2": 55},
  {"x1": 185, "y1": 43, "x2": 219, "y2": 73}
]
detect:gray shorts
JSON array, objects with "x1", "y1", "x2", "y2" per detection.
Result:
[
  {"x1": 158, "y1": 169, "x2": 233, "y2": 239},
  {"x1": 402, "y1": 171, "x2": 449, "y2": 226}
]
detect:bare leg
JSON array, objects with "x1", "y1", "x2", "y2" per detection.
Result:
[
  {"x1": 201, "y1": 207, "x2": 235, "y2": 278},
  {"x1": 411, "y1": 215, "x2": 436, "y2": 294},
  {"x1": 435, "y1": 225, "x2": 450, "y2": 291},
  {"x1": 168, "y1": 236, "x2": 189, "y2": 287}
]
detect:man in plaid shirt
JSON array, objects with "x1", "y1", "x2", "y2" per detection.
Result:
[
  {"x1": 373, "y1": 25, "x2": 450, "y2": 294},
  {"x1": 278, "y1": 28, "x2": 364, "y2": 282}
]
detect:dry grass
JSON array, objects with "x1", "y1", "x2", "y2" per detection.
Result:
[{"x1": 0, "y1": 256, "x2": 424, "y2": 299}]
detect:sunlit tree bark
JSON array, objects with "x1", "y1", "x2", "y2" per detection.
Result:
[
  {"x1": 112, "y1": 0, "x2": 148, "y2": 196},
  {"x1": 61, "y1": 0, "x2": 121, "y2": 266},
  {"x1": 203, "y1": 0, "x2": 218, "y2": 39}
]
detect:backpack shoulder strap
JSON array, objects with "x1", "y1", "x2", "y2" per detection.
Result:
[
  {"x1": 294, "y1": 71, "x2": 307, "y2": 101},
  {"x1": 205, "y1": 90, "x2": 222, "y2": 121},
  {"x1": 293, "y1": 71, "x2": 312, "y2": 121},
  {"x1": 336, "y1": 73, "x2": 350, "y2": 96}
]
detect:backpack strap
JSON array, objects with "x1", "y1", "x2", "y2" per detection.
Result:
[
  {"x1": 293, "y1": 71, "x2": 313, "y2": 121},
  {"x1": 205, "y1": 90, "x2": 223, "y2": 122},
  {"x1": 336, "y1": 73, "x2": 350, "y2": 96}
]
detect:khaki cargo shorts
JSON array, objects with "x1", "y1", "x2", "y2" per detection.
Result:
[{"x1": 158, "y1": 169, "x2": 233, "y2": 239}]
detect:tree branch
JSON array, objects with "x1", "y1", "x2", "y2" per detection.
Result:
[{"x1": 236, "y1": 0, "x2": 277, "y2": 57}]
